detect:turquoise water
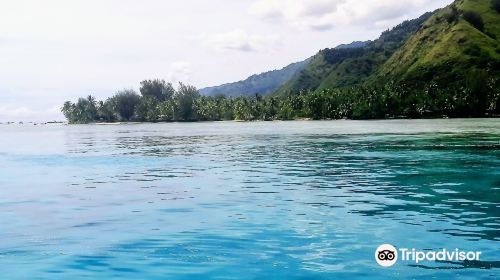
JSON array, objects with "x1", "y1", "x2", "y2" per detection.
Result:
[{"x1": 0, "y1": 119, "x2": 499, "y2": 279}]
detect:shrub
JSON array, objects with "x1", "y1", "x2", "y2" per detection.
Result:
[
  {"x1": 486, "y1": 31, "x2": 497, "y2": 39},
  {"x1": 463, "y1": 11, "x2": 484, "y2": 32},
  {"x1": 445, "y1": 6, "x2": 459, "y2": 23},
  {"x1": 464, "y1": 45, "x2": 481, "y2": 56},
  {"x1": 492, "y1": 0, "x2": 500, "y2": 13},
  {"x1": 111, "y1": 89, "x2": 141, "y2": 121}
]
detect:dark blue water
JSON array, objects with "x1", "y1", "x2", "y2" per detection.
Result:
[{"x1": 0, "y1": 120, "x2": 499, "y2": 279}]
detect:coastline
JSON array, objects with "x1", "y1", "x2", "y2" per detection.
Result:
[
  {"x1": 68, "y1": 116, "x2": 500, "y2": 125},
  {"x1": 3, "y1": 116, "x2": 499, "y2": 126}
]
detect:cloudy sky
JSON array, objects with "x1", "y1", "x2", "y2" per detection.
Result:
[{"x1": 0, "y1": 0, "x2": 452, "y2": 121}]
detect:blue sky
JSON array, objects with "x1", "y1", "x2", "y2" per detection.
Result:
[{"x1": 0, "y1": 0, "x2": 452, "y2": 121}]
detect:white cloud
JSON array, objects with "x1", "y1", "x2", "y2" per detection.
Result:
[
  {"x1": 249, "y1": 0, "x2": 345, "y2": 30},
  {"x1": 249, "y1": 0, "x2": 448, "y2": 31},
  {"x1": 167, "y1": 61, "x2": 193, "y2": 84},
  {"x1": 198, "y1": 29, "x2": 278, "y2": 52}
]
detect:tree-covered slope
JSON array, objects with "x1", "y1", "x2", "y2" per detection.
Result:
[
  {"x1": 375, "y1": 0, "x2": 500, "y2": 86},
  {"x1": 275, "y1": 13, "x2": 433, "y2": 96},
  {"x1": 200, "y1": 41, "x2": 368, "y2": 97},
  {"x1": 276, "y1": 0, "x2": 500, "y2": 96},
  {"x1": 199, "y1": 59, "x2": 309, "y2": 97}
]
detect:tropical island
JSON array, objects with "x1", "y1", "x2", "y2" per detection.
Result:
[{"x1": 62, "y1": 0, "x2": 500, "y2": 123}]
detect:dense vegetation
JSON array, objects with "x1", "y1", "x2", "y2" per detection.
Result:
[
  {"x1": 275, "y1": 12, "x2": 434, "y2": 95},
  {"x1": 62, "y1": 75, "x2": 499, "y2": 123},
  {"x1": 62, "y1": 80, "x2": 198, "y2": 123},
  {"x1": 199, "y1": 41, "x2": 366, "y2": 97},
  {"x1": 375, "y1": 0, "x2": 500, "y2": 87},
  {"x1": 276, "y1": 0, "x2": 500, "y2": 95},
  {"x1": 62, "y1": 0, "x2": 500, "y2": 123},
  {"x1": 491, "y1": 0, "x2": 500, "y2": 12}
]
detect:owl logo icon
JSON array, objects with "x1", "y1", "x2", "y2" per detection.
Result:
[{"x1": 375, "y1": 244, "x2": 398, "y2": 267}]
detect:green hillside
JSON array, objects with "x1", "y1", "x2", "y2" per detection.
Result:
[
  {"x1": 276, "y1": 0, "x2": 500, "y2": 96},
  {"x1": 276, "y1": 12, "x2": 433, "y2": 95},
  {"x1": 200, "y1": 41, "x2": 369, "y2": 97},
  {"x1": 375, "y1": 0, "x2": 500, "y2": 86},
  {"x1": 199, "y1": 59, "x2": 309, "y2": 97}
]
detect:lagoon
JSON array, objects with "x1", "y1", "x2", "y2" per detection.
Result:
[{"x1": 0, "y1": 119, "x2": 499, "y2": 279}]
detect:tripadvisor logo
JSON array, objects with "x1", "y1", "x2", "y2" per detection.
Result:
[
  {"x1": 375, "y1": 244, "x2": 398, "y2": 267},
  {"x1": 375, "y1": 244, "x2": 481, "y2": 267}
]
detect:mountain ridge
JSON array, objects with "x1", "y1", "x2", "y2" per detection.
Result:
[
  {"x1": 202, "y1": 0, "x2": 499, "y2": 100},
  {"x1": 199, "y1": 59, "x2": 309, "y2": 97},
  {"x1": 275, "y1": 11, "x2": 435, "y2": 95},
  {"x1": 199, "y1": 41, "x2": 368, "y2": 97},
  {"x1": 373, "y1": 0, "x2": 500, "y2": 86},
  {"x1": 277, "y1": 0, "x2": 500, "y2": 95}
]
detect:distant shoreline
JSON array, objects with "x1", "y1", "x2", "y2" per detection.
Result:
[{"x1": 4, "y1": 116, "x2": 499, "y2": 126}]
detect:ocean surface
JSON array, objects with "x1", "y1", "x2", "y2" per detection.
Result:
[{"x1": 0, "y1": 119, "x2": 499, "y2": 279}]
